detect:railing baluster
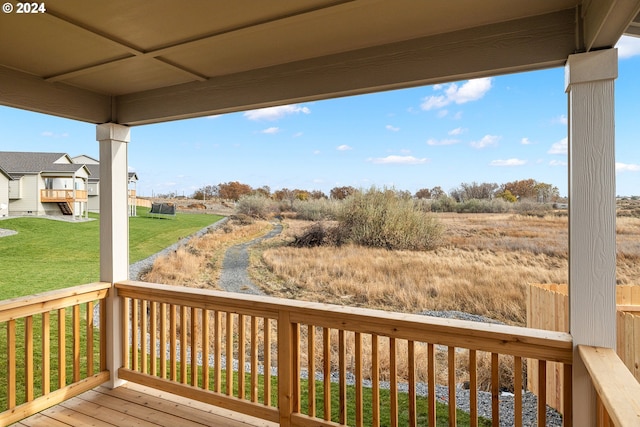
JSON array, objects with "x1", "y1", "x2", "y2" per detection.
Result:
[
  {"x1": 355, "y1": 331, "x2": 363, "y2": 427},
  {"x1": 87, "y1": 301, "x2": 94, "y2": 376},
  {"x1": 390, "y1": 337, "x2": 398, "y2": 427},
  {"x1": 7, "y1": 319, "x2": 16, "y2": 409},
  {"x1": 140, "y1": 300, "x2": 147, "y2": 374},
  {"x1": 42, "y1": 312, "x2": 50, "y2": 395},
  {"x1": 492, "y1": 352, "x2": 499, "y2": 425},
  {"x1": 226, "y1": 312, "x2": 233, "y2": 395},
  {"x1": 323, "y1": 327, "x2": 331, "y2": 421},
  {"x1": 251, "y1": 316, "x2": 258, "y2": 402},
  {"x1": 150, "y1": 301, "x2": 157, "y2": 377},
  {"x1": 538, "y1": 359, "x2": 547, "y2": 427},
  {"x1": 563, "y1": 363, "x2": 572, "y2": 427},
  {"x1": 408, "y1": 340, "x2": 416, "y2": 427},
  {"x1": 339, "y1": 329, "x2": 347, "y2": 425},
  {"x1": 25, "y1": 315, "x2": 34, "y2": 402},
  {"x1": 448, "y1": 346, "x2": 456, "y2": 426},
  {"x1": 238, "y1": 314, "x2": 246, "y2": 399},
  {"x1": 191, "y1": 306, "x2": 197, "y2": 386},
  {"x1": 372, "y1": 334, "x2": 380, "y2": 427},
  {"x1": 514, "y1": 356, "x2": 522, "y2": 427},
  {"x1": 180, "y1": 305, "x2": 187, "y2": 384},
  {"x1": 170, "y1": 304, "x2": 177, "y2": 381},
  {"x1": 160, "y1": 302, "x2": 167, "y2": 379},
  {"x1": 100, "y1": 300, "x2": 107, "y2": 372},
  {"x1": 292, "y1": 322, "x2": 300, "y2": 413},
  {"x1": 428, "y1": 343, "x2": 435, "y2": 427},
  {"x1": 263, "y1": 317, "x2": 271, "y2": 406},
  {"x1": 202, "y1": 308, "x2": 209, "y2": 390},
  {"x1": 121, "y1": 299, "x2": 129, "y2": 371},
  {"x1": 132, "y1": 299, "x2": 139, "y2": 372},
  {"x1": 214, "y1": 310, "x2": 221, "y2": 393},
  {"x1": 308, "y1": 324, "x2": 316, "y2": 417},
  {"x1": 469, "y1": 349, "x2": 477, "y2": 427},
  {"x1": 58, "y1": 308, "x2": 66, "y2": 388},
  {"x1": 73, "y1": 305, "x2": 80, "y2": 382}
]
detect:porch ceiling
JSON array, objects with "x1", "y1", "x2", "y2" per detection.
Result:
[{"x1": 1, "y1": 0, "x2": 639, "y2": 126}]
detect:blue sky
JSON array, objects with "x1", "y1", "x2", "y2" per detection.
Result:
[{"x1": 2, "y1": 36, "x2": 640, "y2": 198}]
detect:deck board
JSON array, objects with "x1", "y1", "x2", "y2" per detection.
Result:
[{"x1": 11, "y1": 383, "x2": 278, "y2": 427}]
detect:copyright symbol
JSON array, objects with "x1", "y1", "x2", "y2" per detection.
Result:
[{"x1": 2, "y1": 2, "x2": 13, "y2": 13}]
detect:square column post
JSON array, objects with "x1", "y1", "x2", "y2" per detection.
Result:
[
  {"x1": 97, "y1": 123, "x2": 131, "y2": 389},
  {"x1": 565, "y1": 48, "x2": 617, "y2": 427}
]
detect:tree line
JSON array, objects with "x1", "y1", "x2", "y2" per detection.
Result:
[{"x1": 183, "y1": 179, "x2": 561, "y2": 203}]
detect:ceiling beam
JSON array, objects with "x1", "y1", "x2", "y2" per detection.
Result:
[
  {"x1": 583, "y1": 0, "x2": 640, "y2": 49},
  {"x1": 116, "y1": 9, "x2": 577, "y2": 126},
  {"x1": 0, "y1": 66, "x2": 111, "y2": 123}
]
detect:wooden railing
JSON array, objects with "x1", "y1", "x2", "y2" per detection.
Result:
[
  {"x1": 40, "y1": 189, "x2": 88, "y2": 202},
  {"x1": 116, "y1": 280, "x2": 574, "y2": 427},
  {"x1": 0, "y1": 282, "x2": 110, "y2": 426},
  {"x1": 579, "y1": 346, "x2": 640, "y2": 427}
]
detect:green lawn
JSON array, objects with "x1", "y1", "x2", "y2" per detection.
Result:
[{"x1": 0, "y1": 207, "x2": 223, "y2": 300}]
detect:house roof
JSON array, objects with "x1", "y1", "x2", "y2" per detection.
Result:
[
  {"x1": 0, "y1": 151, "x2": 89, "y2": 179},
  {"x1": 1, "y1": 1, "x2": 638, "y2": 126},
  {"x1": 81, "y1": 164, "x2": 139, "y2": 183}
]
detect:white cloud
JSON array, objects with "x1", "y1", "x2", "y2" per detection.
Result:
[
  {"x1": 616, "y1": 35, "x2": 640, "y2": 59},
  {"x1": 368, "y1": 155, "x2": 429, "y2": 165},
  {"x1": 521, "y1": 137, "x2": 533, "y2": 145},
  {"x1": 336, "y1": 145, "x2": 353, "y2": 151},
  {"x1": 552, "y1": 115, "x2": 568, "y2": 125},
  {"x1": 386, "y1": 125, "x2": 400, "y2": 132},
  {"x1": 261, "y1": 127, "x2": 280, "y2": 134},
  {"x1": 548, "y1": 137, "x2": 568, "y2": 155},
  {"x1": 470, "y1": 134, "x2": 500, "y2": 149},
  {"x1": 549, "y1": 159, "x2": 568, "y2": 166},
  {"x1": 293, "y1": 132, "x2": 303, "y2": 138},
  {"x1": 313, "y1": 150, "x2": 321, "y2": 155},
  {"x1": 421, "y1": 78, "x2": 492, "y2": 110},
  {"x1": 616, "y1": 162, "x2": 640, "y2": 172},
  {"x1": 244, "y1": 104, "x2": 310, "y2": 121},
  {"x1": 490, "y1": 158, "x2": 527, "y2": 166},
  {"x1": 426, "y1": 138, "x2": 459, "y2": 146},
  {"x1": 448, "y1": 127, "x2": 465, "y2": 136}
]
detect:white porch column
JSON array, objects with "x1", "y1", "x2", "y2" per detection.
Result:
[
  {"x1": 97, "y1": 123, "x2": 130, "y2": 389},
  {"x1": 565, "y1": 48, "x2": 617, "y2": 427}
]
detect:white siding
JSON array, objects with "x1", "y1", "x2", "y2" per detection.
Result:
[
  {"x1": 8, "y1": 178, "x2": 21, "y2": 199},
  {"x1": 9, "y1": 175, "x2": 41, "y2": 215},
  {"x1": 0, "y1": 174, "x2": 8, "y2": 217}
]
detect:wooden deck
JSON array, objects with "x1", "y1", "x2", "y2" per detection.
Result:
[{"x1": 11, "y1": 382, "x2": 278, "y2": 427}]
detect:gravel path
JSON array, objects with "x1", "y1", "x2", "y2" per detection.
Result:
[{"x1": 217, "y1": 222, "x2": 282, "y2": 294}]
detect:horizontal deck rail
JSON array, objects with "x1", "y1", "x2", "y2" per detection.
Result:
[
  {"x1": 579, "y1": 346, "x2": 640, "y2": 427},
  {"x1": 116, "y1": 280, "x2": 574, "y2": 427},
  {"x1": 0, "y1": 282, "x2": 110, "y2": 427}
]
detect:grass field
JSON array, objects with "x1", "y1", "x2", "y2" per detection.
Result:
[{"x1": 0, "y1": 207, "x2": 223, "y2": 300}]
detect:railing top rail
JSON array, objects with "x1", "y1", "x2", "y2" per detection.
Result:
[
  {"x1": 579, "y1": 345, "x2": 640, "y2": 427},
  {"x1": 117, "y1": 280, "x2": 573, "y2": 364},
  {"x1": 0, "y1": 282, "x2": 111, "y2": 321}
]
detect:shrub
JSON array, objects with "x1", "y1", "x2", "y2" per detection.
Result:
[
  {"x1": 335, "y1": 187, "x2": 443, "y2": 251},
  {"x1": 456, "y1": 198, "x2": 510, "y2": 214},
  {"x1": 292, "y1": 198, "x2": 341, "y2": 221},
  {"x1": 235, "y1": 194, "x2": 277, "y2": 218}
]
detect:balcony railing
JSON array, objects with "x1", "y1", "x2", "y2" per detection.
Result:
[
  {"x1": 1, "y1": 280, "x2": 639, "y2": 426},
  {"x1": 40, "y1": 189, "x2": 88, "y2": 202}
]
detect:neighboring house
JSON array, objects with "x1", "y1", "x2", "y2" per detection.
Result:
[
  {"x1": 0, "y1": 165, "x2": 9, "y2": 217},
  {"x1": 0, "y1": 152, "x2": 90, "y2": 219},
  {"x1": 71, "y1": 155, "x2": 138, "y2": 216}
]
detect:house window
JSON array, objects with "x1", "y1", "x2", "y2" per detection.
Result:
[{"x1": 44, "y1": 178, "x2": 53, "y2": 189}]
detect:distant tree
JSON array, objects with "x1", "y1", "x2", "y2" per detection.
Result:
[
  {"x1": 496, "y1": 189, "x2": 517, "y2": 203},
  {"x1": 254, "y1": 185, "x2": 271, "y2": 198},
  {"x1": 415, "y1": 188, "x2": 432, "y2": 199},
  {"x1": 218, "y1": 181, "x2": 253, "y2": 201},
  {"x1": 294, "y1": 190, "x2": 310, "y2": 201},
  {"x1": 330, "y1": 186, "x2": 356, "y2": 200},
  {"x1": 450, "y1": 182, "x2": 497, "y2": 202},
  {"x1": 430, "y1": 186, "x2": 446, "y2": 199},
  {"x1": 309, "y1": 190, "x2": 328, "y2": 200},
  {"x1": 192, "y1": 184, "x2": 219, "y2": 200},
  {"x1": 534, "y1": 182, "x2": 560, "y2": 203},
  {"x1": 273, "y1": 188, "x2": 295, "y2": 202},
  {"x1": 500, "y1": 179, "x2": 537, "y2": 201}
]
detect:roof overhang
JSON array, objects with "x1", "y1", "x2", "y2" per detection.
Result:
[{"x1": 1, "y1": 0, "x2": 639, "y2": 126}]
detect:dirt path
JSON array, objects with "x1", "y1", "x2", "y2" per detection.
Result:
[{"x1": 217, "y1": 222, "x2": 283, "y2": 295}]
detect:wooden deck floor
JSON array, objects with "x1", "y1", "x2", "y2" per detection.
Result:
[{"x1": 12, "y1": 383, "x2": 279, "y2": 427}]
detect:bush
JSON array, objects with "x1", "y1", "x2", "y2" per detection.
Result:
[
  {"x1": 335, "y1": 187, "x2": 443, "y2": 251},
  {"x1": 456, "y1": 198, "x2": 510, "y2": 214},
  {"x1": 235, "y1": 194, "x2": 277, "y2": 218},
  {"x1": 292, "y1": 198, "x2": 341, "y2": 221}
]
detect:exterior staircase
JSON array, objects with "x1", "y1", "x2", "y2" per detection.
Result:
[{"x1": 57, "y1": 201, "x2": 73, "y2": 215}]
